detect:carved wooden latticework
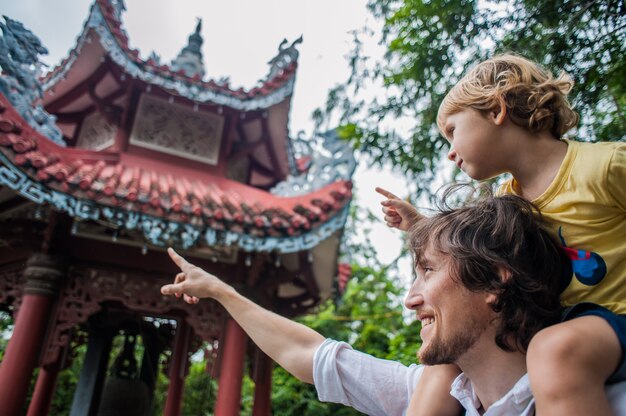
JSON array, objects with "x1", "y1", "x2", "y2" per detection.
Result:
[
  {"x1": 42, "y1": 266, "x2": 224, "y2": 366},
  {"x1": 0, "y1": 266, "x2": 25, "y2": 313}
]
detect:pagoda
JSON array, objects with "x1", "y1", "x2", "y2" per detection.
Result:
[{"x1": 0, "y1": 1, "x2": 355, "y2": 415}]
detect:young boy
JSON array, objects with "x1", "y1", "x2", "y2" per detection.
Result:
[{"x1": 378, "y1": 53, "x2": 626, "y2": 415}]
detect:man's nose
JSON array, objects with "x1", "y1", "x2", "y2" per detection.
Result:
[{"x1": 404, "y1": 281, "x2": 424, "y2": 310}]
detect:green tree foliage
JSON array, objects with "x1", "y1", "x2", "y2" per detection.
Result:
[
  {"x1": 47, "y1": 343, "x2": 85, "y2": 415},
  {"x1": 316, "y1": 0, "x2": 625, "y2": 194},
  {"x1": 181, "y1": 361, "x2": 218, "y2": 415},
  {"x1": 0, "y1": 311, "x2": 13, "y2": 362}
]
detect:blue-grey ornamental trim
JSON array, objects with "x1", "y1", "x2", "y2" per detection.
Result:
[
  {"x1": 271, "y1": 130, "x2": 357, "y2": 197},
  {"x1": 0, "y1": 153, "x2": 349, "y2": 253}
]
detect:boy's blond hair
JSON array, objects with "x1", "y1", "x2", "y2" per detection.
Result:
[{"x1": 437, "y1": 54, "x2": 579, "y2": 139}]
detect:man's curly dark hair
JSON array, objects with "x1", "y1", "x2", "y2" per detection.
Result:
[{"x1": 409, "y1": 185, "x2": 571, "y2": 352}]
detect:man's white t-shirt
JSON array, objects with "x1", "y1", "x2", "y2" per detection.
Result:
[{"x1": 313, "y1": 339, "x2": 626, "y2": 416}]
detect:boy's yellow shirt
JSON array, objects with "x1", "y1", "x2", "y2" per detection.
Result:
[{"x1": 500, "y1": 139, "x2": 626, "y2": 314}]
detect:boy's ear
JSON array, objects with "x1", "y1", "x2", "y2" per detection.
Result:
[{"x1": 492, "y1": 99, "x2": 507, "y2": 125}]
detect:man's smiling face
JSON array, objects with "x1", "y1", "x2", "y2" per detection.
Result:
[{"x1": 405, "y1": 245, "x2": 494, "y2": 365}]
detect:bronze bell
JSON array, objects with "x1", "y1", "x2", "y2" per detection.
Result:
[{"x1": 97, "y1": 333, "x2": 150, "y2": 416}]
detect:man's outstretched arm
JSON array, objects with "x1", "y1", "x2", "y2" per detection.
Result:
[{"x1": 160, "y1": 248, "x2": 325, "y2": 383}]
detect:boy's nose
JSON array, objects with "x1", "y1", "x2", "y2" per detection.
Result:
[{"x1": 447, "y1": 147, "x2": 457, "y2": 162}]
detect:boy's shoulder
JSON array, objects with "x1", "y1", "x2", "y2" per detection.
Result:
[
  {"x1": 568, "y1": 139, "x2": 625, "y2": 152},
  {"x1": 567, "y1": 139, "x2": 624, "y2": 164}
]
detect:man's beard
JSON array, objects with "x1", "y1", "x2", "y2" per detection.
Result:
[{"x1": 418, "y1": 318, "x2": 487, "y2": 365}]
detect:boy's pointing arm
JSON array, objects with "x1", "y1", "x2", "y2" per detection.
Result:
[{"x1": 376, "y1": 187, "x2": 424, "y2": 231}]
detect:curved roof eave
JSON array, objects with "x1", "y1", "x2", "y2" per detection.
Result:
[
  {"x1": 41, "y1": 0, "x2": 299, "y2": 112},
  {"x1": 0, "y1": 94, "x2": 353, "y2": 254}
]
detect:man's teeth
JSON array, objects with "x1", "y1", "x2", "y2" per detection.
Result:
[{"x1": 421, "y1": 318, "x2": 434, "y2": 326}]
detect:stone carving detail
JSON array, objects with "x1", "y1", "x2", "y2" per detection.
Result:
[
  {"x1": 42, "y1": 266, "x2": 224, "y2": 366},
  {"x1": 0, "y1": 16, "x2": 64, "y2": 145},
  {"x1": 76, "y1": 111, "x2": 117, "y2": 150},
  {"x1": 130, "y1": 94, "x2": 224, "y2": 165},
  {"x1": 272, "y1": 130, "x2": 357, "y2": 197}
]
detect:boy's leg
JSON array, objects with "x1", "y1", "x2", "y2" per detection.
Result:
[
  {"x1": 527, "y1": 315, "x2": 622, "y2": 416},
  {"x1": 406, "y1": 364, "x2": 463, "y2": 416}
]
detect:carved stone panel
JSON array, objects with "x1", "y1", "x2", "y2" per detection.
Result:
[
  {"x1": 130, "y1": 94, "x2": 224, "y2": 165},
  {"x1": 77, "y1": 111, "x2": 117, "y2": 151}
]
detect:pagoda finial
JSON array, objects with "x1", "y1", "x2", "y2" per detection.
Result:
[
  {"x1": 266, "y1": 36, "x2": 303, "y2": 80},
  {"x1": 170, "y1": 17, "x2": 205, "y2": 78},
  {"x1": 110, "y1": 0, "x2": 126, "y2": 21}
]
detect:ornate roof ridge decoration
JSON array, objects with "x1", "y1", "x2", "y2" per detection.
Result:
[
  {"x1": 41, "y1": 0, "x2": 302, "y2": 111},
  {"x1": 170, "y1": 18, "x2": 205, "y2": 79},
  {"x1": 109, "y1": 0, "x2": 126, "y2": 22},
  {"x1": 266, "y1": 36, "x2": 302, "y2": 81},
  {"x1": 272, "y1": 130, "x2": 357, "y2": 197},
  {"x1": 0, "y1": 93, "x2": 353, "y2": 253},
  {"x1": 0, "y1": 16, "x2": 64, "y2": 146}
]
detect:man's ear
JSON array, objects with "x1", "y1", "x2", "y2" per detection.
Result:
[
  {"x1": 497, "y1": 265, "x2": 512, "y2": 282},
  {"x1": 491, "y1": 99, "x2": 507, "y2": 126},
  {"x1": 486, "y1": 266, "x2": 512, "y2": 306}
]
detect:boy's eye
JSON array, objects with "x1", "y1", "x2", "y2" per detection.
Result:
[
  {"x1": 446, "y1": 127, "x2": 455, "y2": 138},
  {"x1": 421, "y1": 265, "x2": 433, "y2": 274}
]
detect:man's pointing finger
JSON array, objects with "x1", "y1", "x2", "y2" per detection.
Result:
[
  {"x1": 168, "y1": 247, "x2": 191, "y2": 271},
  {"x1": 161, "y1": 283, "x2": 184, "y2": 296}
]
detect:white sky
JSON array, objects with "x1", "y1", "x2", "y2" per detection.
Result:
[{"x1": 1, "y1": 0, "x2": 411, "y2": 269}]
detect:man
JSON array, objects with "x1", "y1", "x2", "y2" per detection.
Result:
[{"x1": 161, "y1": 193, "x2": 626, "y2": 415}]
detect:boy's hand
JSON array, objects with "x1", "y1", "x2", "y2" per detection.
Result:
[
  {"x1": 160, "y1": 248, "x2": 229, "y2": 304},
  {"x1": 375, "y1": 187, "x2": 422, "y2": 231}
]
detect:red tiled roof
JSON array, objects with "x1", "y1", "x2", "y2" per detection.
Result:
[
  {"x1": 41, "y1": 0, "x2": 298, "y2": 102},
  {"x1": 0, "y1": 95, "x2": 352, "y2": 238}
]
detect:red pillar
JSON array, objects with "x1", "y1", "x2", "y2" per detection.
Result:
[
  {"x1": 252, "y1": 349, "x2": 274, "y2": 416},
  {"x1": 214, "y1": 318, "x2": 248, "y2": 416},
  {"x1": 164, "y1": 318, "x2": 192, "y2": 416},
  {"x1": 27, "y1": 355, "x2": 64, "y2": 416},
  {"x1": 0, "y1": 294, "x2": 55, "y2": 415},
  {"x1": 0, "y1": 254, "x2": 65, "y2": 416}
]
